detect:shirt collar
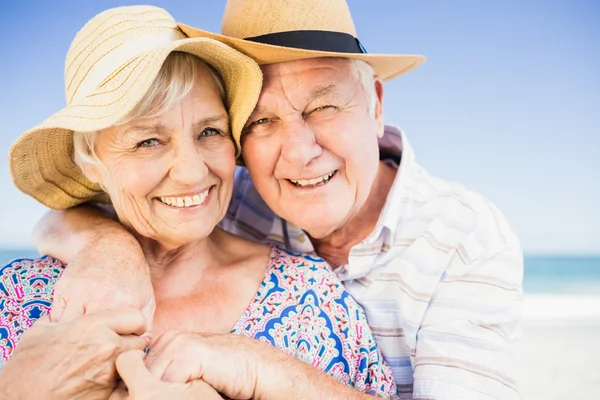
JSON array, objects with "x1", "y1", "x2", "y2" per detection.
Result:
[{"x1": 364, "y1": 125, "x2": 416, "y2": 245}]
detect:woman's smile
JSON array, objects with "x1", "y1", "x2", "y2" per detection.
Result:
[{"x1": 156, "y1": 186, "x2": 214, "y2": 209}]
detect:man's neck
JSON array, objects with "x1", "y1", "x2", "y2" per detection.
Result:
[{"x1": 310, "y1": 161, "x2": 397, "y2": 267}]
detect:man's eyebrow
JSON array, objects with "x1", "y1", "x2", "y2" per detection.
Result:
[{"x1": 308, "y1": 84, "x2": 337, "y2": 102}]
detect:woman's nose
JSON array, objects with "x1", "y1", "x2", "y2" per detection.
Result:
[{"x1": 168, "y1": 143, "x2": 208, "y2": 184}]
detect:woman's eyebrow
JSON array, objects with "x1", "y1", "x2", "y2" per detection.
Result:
[
  {"x1": 123, "y1": 124, "x2": 166, "y2": 135},
  {"x1": 192, "y1": 114, "x2": 229, "y2": 129}
]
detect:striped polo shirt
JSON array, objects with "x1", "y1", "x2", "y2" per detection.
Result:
[{"x1": 220, "y1": 126, "x2": 523, "y2": 400}]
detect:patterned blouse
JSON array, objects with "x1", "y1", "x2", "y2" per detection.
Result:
[{"x1": 0, "y1": 245, "x2": 397, "y2": 397}]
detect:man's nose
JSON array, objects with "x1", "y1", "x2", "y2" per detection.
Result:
[{"x1": 280, "y1": 121, "x2": 322, "y2": 166}]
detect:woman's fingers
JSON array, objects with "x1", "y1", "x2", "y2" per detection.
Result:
[
  {"x1": 115, "y1": 350, "x2": 152, "y2": 391},
  {"x1": 119, "y1": 334, "x2": 148, "y2": 354}
]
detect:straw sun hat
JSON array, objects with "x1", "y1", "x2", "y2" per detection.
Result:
[
  {"x1": 179, "y1": 0, "x2": 426, "y2": 81},
  {"x1": 9, "y1": 5, "x2": 262, "y2": 210}
]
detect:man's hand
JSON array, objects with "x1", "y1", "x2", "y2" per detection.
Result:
[
  {"x1": 50, "y1": 230, "x2": 156, "y2": 337},
  {"x1": 1, "y1": 308, "x2": 147, "y2": 399},
  {"x1": 34, "y1": 205, "x2": 156, "y2": 336},
  {"x1": 109, "y1": 350, "x2": 224, "y2": 400}
]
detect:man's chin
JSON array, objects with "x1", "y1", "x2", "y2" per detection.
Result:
[{"x1": 294, "y1": 219, "x2": 342, "y2": 240}]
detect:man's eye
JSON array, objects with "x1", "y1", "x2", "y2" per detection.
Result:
[
  {"x1": 314, "y1": 105, "x2": 337, "y2": 112},
  {"x1": 252, "y1": 118, "x2": 270, "y2": 125},
  {"x1": 136, "y1": 138, "x2": 160, "y2": 148}
]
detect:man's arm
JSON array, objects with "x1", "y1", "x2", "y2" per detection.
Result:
[
  {"x1": 32, "y1": 204, "x2": 155, "y2": 328},
  {"x1": 33, "y1": 203, "x2": 120, "y2": 262},
  {"x1": 412, "y1": 205, "x2": 524, "y2": 399}
]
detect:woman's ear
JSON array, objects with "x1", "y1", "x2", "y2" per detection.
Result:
[{"x1": 80, "y1": 162, "x2": 103, "y2": 185}]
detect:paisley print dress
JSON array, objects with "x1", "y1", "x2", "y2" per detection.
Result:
[{"x1": 0, "y1": 245, "x2": 397, "y2": 397}]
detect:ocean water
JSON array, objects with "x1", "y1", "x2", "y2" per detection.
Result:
[{"x1": 0, "y1": 249, "x2": 598, "y2": 294}]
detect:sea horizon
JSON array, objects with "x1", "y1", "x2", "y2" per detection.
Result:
[{"x1": 2, "y1": 248, "x2": 599, "y2": 296}]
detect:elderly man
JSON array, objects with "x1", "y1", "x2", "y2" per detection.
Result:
[{"x1": 33, "y1": 0, "x2": 523, "y2": 399}]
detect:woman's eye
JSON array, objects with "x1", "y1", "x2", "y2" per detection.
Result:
[
  {"x1": 199, "y1": 128, "x2": 221, "y2": 137},
  {"x1": 136, "y1": 138, "x2": 160, "y2": 148}
]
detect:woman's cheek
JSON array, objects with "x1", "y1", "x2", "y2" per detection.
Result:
[{"x1": 116, "y1": 158, "x2": 166, "y2": 197}]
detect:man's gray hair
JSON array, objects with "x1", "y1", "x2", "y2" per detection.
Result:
[{"x1": 349, "y1": 59, "x2": 377, "y2": 116}]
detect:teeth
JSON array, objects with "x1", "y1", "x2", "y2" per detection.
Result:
[
  {"x1": 159, "y1": 189, "x2": 209, "y2": 208},
  {"x1": 290, "y1": 172, "x2": 335, "y2": 187}
]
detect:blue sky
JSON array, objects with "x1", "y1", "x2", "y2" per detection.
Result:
[{"x1": 1, "y1": 0, "x2": 598, "y2": 254}]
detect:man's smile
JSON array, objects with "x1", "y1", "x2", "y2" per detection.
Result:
[{"x1": 288, "y1": 171, "x2": 337, "y2": 188}]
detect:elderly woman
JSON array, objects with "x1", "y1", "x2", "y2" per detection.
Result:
[{"x1": 0, "y1": 6, "x2": 396, "y2": 399}]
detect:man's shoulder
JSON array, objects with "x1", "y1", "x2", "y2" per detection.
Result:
[
  {"x1": 220, "y1": 167, "x2": 278, "y2": 243},
  {"x1": 398, "y1": 163, "x2": 521, "y2": 262}
]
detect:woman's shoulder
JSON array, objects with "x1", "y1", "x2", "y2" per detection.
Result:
[
  {"x1": 268, "y1": 245, "x2": 333, "y2": 274},
  {"x1": 0, "y1": 256, "x2": 65, "y2": 300},
  {"x1": 266, "y1": 245, "x2": 346, "y2": 298},
  {"x1": 1, "y1": 255, "x2": 65, "y2": 276},
  {"x1": 0, "y1": 256, "x2": 63, "y2": 366}
]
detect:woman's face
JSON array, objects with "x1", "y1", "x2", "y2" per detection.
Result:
[{"x1": 87, "y1": 72, "x2": 235, "y2": 249}]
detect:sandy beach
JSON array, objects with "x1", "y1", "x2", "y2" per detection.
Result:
[{"x1": 518, "y1": 295, "x2": 600, "y2": 399}]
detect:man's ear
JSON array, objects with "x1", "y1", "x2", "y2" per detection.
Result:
[{"x1": 373, "y1": 76, "x2": 385, "y2": 139}]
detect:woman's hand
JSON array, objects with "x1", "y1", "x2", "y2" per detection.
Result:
[
  {"x1": 144, "y1": 331, "x2": 262, "y2": 399},
  {"x1": 0, "y1": 308, "x2": 147, "y2": 399},
  {"x1": 143, "y1": 331, "x2": 374, "y2": 400},
  {"x1": 108, "y1": 350, "x2": 223, "y2": 399}
]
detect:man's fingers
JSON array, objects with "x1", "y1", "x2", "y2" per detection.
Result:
[
  {"x1": 51, "y1": 290, "x2": 88, "y2": 323},
  {"x1": 141, "y1": 298, "x2": 156, "y2": 338},
  {"x1": 102, "y1": 308, "x2": 147, "y2": 336},
  {"x1": 115, "y1": 350, "x2": 153, "y2": 391},
  {"x1": 107, "y1": 384, "x2": 129, "y2": 400},
  {"x1": 31, "y1": 315, "x2": 52, "y2": 328},
  {"x1": 119, "y1": 334, "x2": 148, "y2": 353},
  {"x1": 49, "y1": 292, "x2": 67, "y2": 322}
]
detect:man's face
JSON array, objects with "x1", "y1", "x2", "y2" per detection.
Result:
[{"x1": 241, "y1": 57, "x2": 384, "y2": 238}]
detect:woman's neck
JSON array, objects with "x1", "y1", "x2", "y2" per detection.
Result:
[{"x1": 133, "y1": 227, "x2": 228, "y2": 294}]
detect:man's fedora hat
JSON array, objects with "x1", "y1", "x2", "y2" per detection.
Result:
[
  {"x1": 9, "y1": 6, "x2": 263, "y2": 210},
  {"x1": 179, "y1": 0, "x2": 426, "y2": 81}
]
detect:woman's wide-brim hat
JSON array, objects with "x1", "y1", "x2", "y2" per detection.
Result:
[
  {"x1": 9, "y1": 6, "x2": 263, "y2": 210},
  {"x1": 178, "y1": 0, "x2": 426, "y2": 81}
]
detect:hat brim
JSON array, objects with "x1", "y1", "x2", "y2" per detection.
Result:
[
  {"x1": 9, "y1": 37, "x2": 262, "y2": 210},
  {"x1": 178, "y1": 23, "x2": 426, "y2": 81}
]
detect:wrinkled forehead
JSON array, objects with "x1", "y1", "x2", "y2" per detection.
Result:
[
  {"x1": 261, "y1": 57, "x2": 354, "y2": 81},
  {"x1": 259, "y1": 57, "x2": 358, "y2": 98}
]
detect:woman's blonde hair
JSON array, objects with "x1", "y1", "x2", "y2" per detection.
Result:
[{"x1": 73, "y1": 52, "x2": 227, "y2": 175}]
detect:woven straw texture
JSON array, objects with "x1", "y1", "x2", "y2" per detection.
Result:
[
  {"x1": 9, "y1": 6, "x2": 262, "y2": 209},
  {"x1": 179, "y1": 0, "x2": 426, "y2": 81}
]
